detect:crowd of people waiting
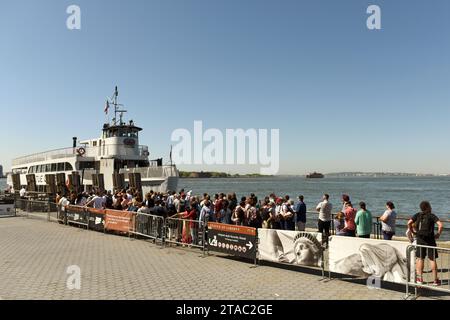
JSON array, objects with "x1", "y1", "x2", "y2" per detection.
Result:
[
  {"x1": 56, "y1": 189, "x2": 417, "y2": 242},
  {"x1": 54, "y1": 188, "x2": 445, "y2": 286}
]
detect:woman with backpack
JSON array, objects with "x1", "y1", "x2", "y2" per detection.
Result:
[{"x1": 408, "y1": 201, "x2": 443, "y2": 286}]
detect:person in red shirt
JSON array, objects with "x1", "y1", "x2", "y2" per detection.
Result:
[
  {"x1": 342, "y1": 201, "x2": 356, "y2": 237},
  {"x1": 181, "y1": 201, "x2": 198, "y2": 244}
]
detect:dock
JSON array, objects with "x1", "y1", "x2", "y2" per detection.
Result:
[{"x1": 1, "y1": 214, "x2": 449, "y2": 300}]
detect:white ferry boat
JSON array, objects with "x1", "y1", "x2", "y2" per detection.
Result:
[{"x1": 7, "y1": 87, "x2": 178, "y2": 194}]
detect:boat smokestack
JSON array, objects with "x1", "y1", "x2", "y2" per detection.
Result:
[{"x1": 73, "y1": 137, "x2": 77, "y2": 148}]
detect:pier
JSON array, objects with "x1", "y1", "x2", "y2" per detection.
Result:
[{"x1": 0, "y1": 212, "x2": 448, "y2": 300}]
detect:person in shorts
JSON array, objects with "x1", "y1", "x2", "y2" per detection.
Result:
[{"x1": 408, "y1": 201, "x2": 443, "y2": 286}]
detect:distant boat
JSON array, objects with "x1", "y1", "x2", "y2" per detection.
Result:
[{"x1": 306, "y1": 172, "x2": 324, "y2": 178}]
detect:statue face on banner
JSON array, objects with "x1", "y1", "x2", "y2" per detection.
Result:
[{"x1": 293, "y1": 236, "x2": 321, "y2": 266}]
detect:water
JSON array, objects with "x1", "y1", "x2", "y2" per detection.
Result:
[{"x1": 179, "y1": 176, "x2": 450, "y2": 220}]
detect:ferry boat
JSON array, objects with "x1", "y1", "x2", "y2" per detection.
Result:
[
  {"x1": 306, "y1": 172, "x2": 324, "y2": 179},
  {"x1": 7, "y1": 87, "x2": 179, "y2": 194}
]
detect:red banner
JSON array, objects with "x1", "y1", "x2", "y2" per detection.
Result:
[{"x1": 104, "y1": 209, "x2": 134, "y2": 233}]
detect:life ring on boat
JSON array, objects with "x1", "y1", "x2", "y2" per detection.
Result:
[{"x1": 76, "y1": 147, "x2": 86, "y2": 156}]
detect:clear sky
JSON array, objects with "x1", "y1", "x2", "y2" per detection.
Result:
[{"x1": 1, "y1": 0, "x2": 450, "y2": 175}]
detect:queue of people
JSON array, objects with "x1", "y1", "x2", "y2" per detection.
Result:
[
  {"x1": 55, "y1": 189, "x2": 442, "y2": 245},
  {"x1": 54, "y1": 188, "x2": 445, "y2": 286}
]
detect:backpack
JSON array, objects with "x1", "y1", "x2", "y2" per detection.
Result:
[{"x1": 416, "y1": 212, "x2": 434, "y2": 237}]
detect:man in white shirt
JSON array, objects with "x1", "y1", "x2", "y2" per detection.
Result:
[
  {"x1": 316, "y1": 194, "x2": 333, "y2": 244},
  {"x1": 86, "y1": 192, "x2": 106, "y2": 209},
  {"x1": 126, "y1": 190, "x2": 133, "y2": 201},
  {"x1": 19, "y1": 187, "x2": 26, "y2": 199}
]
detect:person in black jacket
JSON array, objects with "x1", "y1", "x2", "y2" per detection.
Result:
[{"x1": 408, "y1": 201, "x2": 443, "y2": 286}]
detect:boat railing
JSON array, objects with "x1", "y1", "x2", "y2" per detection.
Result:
[
  {"x1": 119, "y1": 165, "x2": 178, "y2": 179},
  {"x1": 12, "y1": 147, "x2": 77, "y2": 166},
  {"x1": 12, "y1": 145, "x2": 151, "y2": 167}
]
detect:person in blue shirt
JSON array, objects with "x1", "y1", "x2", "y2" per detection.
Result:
[{"x1": 295, "y1": 195, "x2": 307, "y2": 231}]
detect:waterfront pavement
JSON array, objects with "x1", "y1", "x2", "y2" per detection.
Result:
[{"x1": 0, "y1": 215, "x2": 448, "y2": 300}]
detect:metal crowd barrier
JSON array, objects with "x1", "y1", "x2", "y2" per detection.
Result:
[
  {"x1": 65, "y1": 205, "x2": 90, "y2": 228},
  {"x1": 130, "y1": 212, "x2": 165, "y2": 246},
  {"x1": 12, "y1": 197, "x2": 450, "y2": 299},
  {"x1": 14, "y1": 198, "x2": 58, "y2": 220},
  {"x1": 164, "y1": 216, "x2": 206, "y2": 252},
  {"x1": 405, "y1": 244, "x2": 450, "y2": 299}
]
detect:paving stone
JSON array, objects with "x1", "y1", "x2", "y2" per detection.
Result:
[{"x1": 0, "y1": 217, "x2": 448, "y2": 300}]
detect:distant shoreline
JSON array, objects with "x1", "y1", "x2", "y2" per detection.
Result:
[
  {"x1": 179, "y1": 171, "x2": 271, "y2": 179},
  {"x1": 179, "y1": 172, "x2": 448, "y2": 179}
]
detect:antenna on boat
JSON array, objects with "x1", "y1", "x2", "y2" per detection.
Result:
[{"x1": 110, "y1": 86, "x2": 127, "y2": 126}]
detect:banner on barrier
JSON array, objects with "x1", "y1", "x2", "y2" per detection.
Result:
[
  {"x1": 0, "y1": 201, "x2": 15, "y2": 216},
  {"x1": 66, "y1": 205, "x2": 88, "y2": 225},
  {"x1": 258, "y1": 229, "x2": 323, "y2": 267},
  {"x1": 87, "y1": 208, "x2": 105, "y2": 231},
  {"x1": 105, "y1": 210, "x2": 134, "y2": 233},
  {"x1": 207, "y1": 222, "x2": 257, "y2": 259},
  {"x1": 328, "y1": 236, "x2": 413, "y2": 284}
]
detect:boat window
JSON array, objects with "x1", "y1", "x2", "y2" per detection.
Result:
[
  {"x1": 45, "y1": 164, "x2": 51, "y2": 172},
  {"x1": 65, "y1": 163, "x2": 73, "y2": 171},
  {"x1": 93, "y1": 141, "x2": 97, "y2": 147},
  {"x1": 57, "y1": 163, "x2": 65, "y2": 171},
  {"x1": 78, "y1": 161, "x2": 95, "y2": 170},
  {"x1": 51, "y1": 163, "x2": 57, "y2": 172}
]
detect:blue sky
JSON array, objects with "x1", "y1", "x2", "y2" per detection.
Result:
[{"x1": 1, "y1": 0, "x2": 450, "y2": 174}]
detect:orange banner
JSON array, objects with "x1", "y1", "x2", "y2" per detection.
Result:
[
  {"x1": 66, "y1": 205, "x2": 86, "y2": 213},
  {"x1": 104, "y1": 209, "x2": 135, "y2": 233},
  {"x1": 87, "y1": 208, "x2": 106, "y2": 215},
  {"x1": 208, "y1": 222, "x2": 256, "y2": 236}
]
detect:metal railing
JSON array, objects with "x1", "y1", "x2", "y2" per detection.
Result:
[
  {"x1": 164, "y1": 216, "x2": 205, "y2": 251},
  {"x1": 130, "y1": 212, "x2": 165, "y2": 246},
  {"x1": 14, "y1": 198, "x2": 58, "y2": 221},
  {"x1": 10, "y1": 197, "x2": 450, "y2": 299},
  {"x1": 12, "y1": 147, "x2": 77, "y2": 166},
  {"x1": 405, "y1": 244, "x2": 450, "y2": 298},
  {"x1": 12, "y1": 144, "x2": 152, "y2": 167},
  {"x1": 120, "y1": 165, "x2": 178, "y2": 179},
  {"x1": 304, "y1": 210, "x2": 450, "y2": 240}
]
